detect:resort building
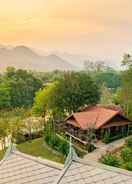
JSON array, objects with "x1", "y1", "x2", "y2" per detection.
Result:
[{"x1": 65, "y1": 105, "x2": 132, "y2": 144}]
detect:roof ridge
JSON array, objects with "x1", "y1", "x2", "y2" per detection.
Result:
[
  {"x1": 54, "y1": 160, "x2": 73, "y2": 184},
  {"x1": 13, "y1": 150, "x2": 63, "y2": 170},
  {"x1": 55, "y1": 138, "x2": 79, "y2": 184},
  {"x1": 54, "y1": 154, "x2": 132, "y2": 184},
  {"x1": 74, "y1": 158, "x2": 132, "y2": 177}
]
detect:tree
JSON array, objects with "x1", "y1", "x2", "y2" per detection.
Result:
[
  {"x1": 2, "y1": 67, "x2": 43, "y2": 108},
  {"x1": 33, "y1": 72, "x2": 100, "y2": 119},
  {"x1": 0, "y1": 81, "x2": 11, "y2": 109},
  {"x1": 100, "y1": 83, "x2": 113, "y2": 105},
  {"x1": 84, "y1": 61, "x2": 107, "y2": 73},
  {"x1": 8, "y1": 117, "x2": 25, "y2": 143},
  {"x1": 120, "y1": 69, "x2": 132, "y2": 117},
  {"x1": 95, "y1": 70, "x2": 121, "y2": 90},
  {"x1": 32, "y1": 82, "x2": 57, "y2": 117},
  {"x1": 117, "y1": 54, "x2": 132, "y2": 118},
  {"x1": 0, "y1": 120, "x2": 9, "y2": 150},
  {"x1": 122, "y1": 53, "x2": 132, "y2": 68}
]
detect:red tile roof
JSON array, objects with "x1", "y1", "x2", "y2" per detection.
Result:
[{"x1": 66, "y1": 106, "x2": 126, "y2": 130}]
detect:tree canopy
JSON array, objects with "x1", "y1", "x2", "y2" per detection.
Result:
[
  {"x1": 115, "y1": 54, "x2": 132, "y2": 118},
  {"x1": 95, "y1": 70, "x2": 121, "y2": 90},
  {"x1": 33, "y1": 72, "x2": 100, "y2": 118},
  {"x1": 0, "y1": 67, "x2": 43, "y2": 109}
]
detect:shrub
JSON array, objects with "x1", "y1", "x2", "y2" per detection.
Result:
[
  {"x1": 121, "y1": 147, "x2": 132, "y2": 162},
  {"x1": 44, "y1": 133, "x2": 69, "y2": 155},
  {"x1": 15, "y1": 133, "x2": 26, "y2": 144},
  {"x1": 102, "y1": 131, "x2": 111, "y2": 143},
  {"x1": 125, "y1": 138, "x2": 132, "y2": 148},
  {"x1": 125, "y1": 162, "x2": 132, "y2": 171},
  {"x1": 101, "y1": 154, "x2": 121, "y2": 167}
]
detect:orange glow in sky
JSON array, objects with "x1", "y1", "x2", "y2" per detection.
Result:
[{"x1": 0, "y1": 0, "x2": 132, "y2": 60}]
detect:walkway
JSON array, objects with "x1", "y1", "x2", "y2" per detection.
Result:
[{"x1": 84, "y1": 136, "x2": 132, "y2": 162}]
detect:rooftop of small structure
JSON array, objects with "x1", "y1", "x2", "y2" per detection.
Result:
[
  {"x1": 66, "y1": 105, "x2": 131, "y2": 130},
  {"x1": 0, "y1": 144, "x2": 63, "y2": 184},
  {"x1": 1, "y1": 140, "x2": 132, "y2": 184}
]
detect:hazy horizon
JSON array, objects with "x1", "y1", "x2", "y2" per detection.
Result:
[{"x1": 0, "y1": 0, "x2": 132, "y2": 67}]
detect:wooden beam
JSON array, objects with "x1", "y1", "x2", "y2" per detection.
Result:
[{"x1": 66, "y1": 132, "x2": 87, "y2": 145}]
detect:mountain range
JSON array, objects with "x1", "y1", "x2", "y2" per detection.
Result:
[{"x1": 0, "y1": 45, "x2": 76, "y2": 72}]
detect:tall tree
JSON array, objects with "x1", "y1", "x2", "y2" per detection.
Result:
[
  {"x1": 33, "y1": 72, "x2": 100, "y2": 119},
  {"x1": 100, "y1": 83, "x2": 113, "y2": 105},
  {"x1": 0, "y1": 81, "x2": 11, "y2": 109},
  {"x1": 119, "y1": 54, "x2": 132, "y2": 117},
  {"x1": 2, "y1": 67, "x2": 43, "y2": 108}
]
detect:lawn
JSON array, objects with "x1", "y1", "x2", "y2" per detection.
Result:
[{"x1": 17, "y1": 138, "x2": 65, "y2": 163}]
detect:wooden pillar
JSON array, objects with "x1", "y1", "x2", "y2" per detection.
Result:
[
  {"x1": 108, "y1": 127, "x2": 111, "y2": 136},
  {"x1": 127, "y1": 124, "x2": 130, "y2": 136},
  {"x1": 121, "y1": 126, "x2": 124, "y2": 137}
]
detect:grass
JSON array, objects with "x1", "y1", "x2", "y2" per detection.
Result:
[
  {"x1": 17, "y1": 138, "x2": 65, "y2": 163},
  {"x1": 0, "y1": 150, "x2": 6, "y2": 161}
]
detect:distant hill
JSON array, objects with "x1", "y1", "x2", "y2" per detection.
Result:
[{"x1": 0, "y1": 45, "x2": 76, "y2": 72}]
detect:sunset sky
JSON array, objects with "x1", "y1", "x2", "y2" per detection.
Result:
[{"x1": 0, "y1": 0, "x2": 132, "y2": 62}]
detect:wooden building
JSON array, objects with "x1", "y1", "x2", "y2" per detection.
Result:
[{"x1": 65, "y1": 105, "x2": 132, "y2": 143}]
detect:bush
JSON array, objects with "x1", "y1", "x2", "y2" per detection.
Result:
[
  {"x1": 44, "y1": 133, "x2": 69, "y2": 155},
  {"x1": 102, "y1": 131, "x2": 111, "y2": 143},
  {"x1": 15, "y1": 133, "x2": 26, "y2": 144},
  {"x1": 121, "y1": 147, "x2": 132, "y2": 162},
  {"x1": 125, "y1": 162, "x2": 132, "y2": 171},
  {"x1": 44, "y1": 133, "x2": 87, "y2": 157},
  {"x1": 101, "y1": 154, "x2": 121, "y2": 167},
  {"x1": 125, "y1": 138, "x2": 132, "y2": 148}
]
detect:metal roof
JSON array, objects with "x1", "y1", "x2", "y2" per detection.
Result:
[
  {"x1": 1, "y1": 143, "x2": 132, "y2": 184},
  {"x1": 55, "y1": 158, "x2": 132, "y2": 184},
  {"x1": 0, "y1": 145, "x2": 62, "y2": 184}
]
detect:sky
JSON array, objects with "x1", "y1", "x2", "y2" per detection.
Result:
[{"x1": 0, "y1": 0, "x2": 132, "y2": 64}]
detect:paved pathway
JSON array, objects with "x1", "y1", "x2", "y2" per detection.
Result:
[{"x1": 84, "y1": 136, "x2": 132, "y2": 162}]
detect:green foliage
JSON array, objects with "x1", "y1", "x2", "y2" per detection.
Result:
[
  {"x1": 0, "y1": 81, "x2": 11, "y2": 109},
  {"x1": 0, "y1": 67, "x2": 42, "y2": 108},
  {"x1": 120, "y1": 68, "x2": 132, "y2": 118},
  {"x1": 17, "y1": 138, "x2": 64, "y2": 163},
  {"x1": 100, "y1": 83, "x2": 114, "y2": 105},
  {"x1": 0, "y1": 150, "x2": 6, "y2": 160},
  {"x1": 121, "y1": 147, "x2": 132, "y2": 162},
  {"x1": 44, "y1": 119, "x2": 86, "y2": 157},
  {"x1": 44, "y1": 133, "x2": 69, "y2": 155},
  {"x1": 43, "y1": 119, "x2": 68, "y2": 155},
  {"x1": 101, "y1": 154, "x2": 121, "y2": 167},
  {"x1": 116, "y1": 55, "x2": 132, "y2": 118},
  {"x1": 0, "y1": 121, "x2": 9, "y2": 138},
  {"x1": 32, "y1": 82, "x2": 57, "y2": 116},
  {"x1": 102, "y1": 131, "x2": 111, "y2": 143},
  {"x1": 0, "y1": 108, "x2": 31, "y2": 145},
  {"x1": 126, "y1": 137, "x2": 132, "y2": 148},
  {"x1": 45, "y1": 134, "x2": 69, "y2": 155},
  {"x1": 0, "y1": 108, "x2": 30, "y2": 120},
  {"x1": 95, "y1": 70, "x2": 121, "y2": 90},
  {"x1": 124, "y1": 162, "x2": 132, "y2": 171},
  {"x1": 101, "y1": 138, "x2": 132, "y2": 171},
  {"x1": 122, "y1": 53, "x2": 132, "y2": 68},
  {"x1": 33, "y1": 72, "x2": 100, "y2": 117},
  {"x1": 15, "y1": 133, "x2": 26, "y2": 144}
]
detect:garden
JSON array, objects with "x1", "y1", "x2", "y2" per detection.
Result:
[{"x1": 100, "y1": 137, "x2": 132, "y2": 171}]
